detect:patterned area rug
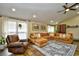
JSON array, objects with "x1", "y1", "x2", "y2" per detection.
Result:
[
  {"x1": 9, "y1": 48, "x2": 79, "y2": 56},
  {"x1": 32, "y1": 41, "x2": 77, "y2": 56}
]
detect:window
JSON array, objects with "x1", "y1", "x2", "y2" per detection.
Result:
[
  {"x1": 3, "y1": 19, "x2": 27, "y2": 40},
  {"x1": 4, "y1": 21, "x2": 17, "y2": 37},
  {"x1": 7, "y1": 21, "x2": 16, "y2": 35},
  {"x1": 18, "y1": 22, "x2": 27, "y2": 39},
  {"x1": 48, "y1": 25, "x2": 54, "y2": 33}
]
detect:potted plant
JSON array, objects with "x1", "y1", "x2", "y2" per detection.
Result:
[
  {"x1": 0, "y1": 36, "x2": 5, "y2": 45},
  {"x1": 18, "y1": 24, "x2": 22, "y2": 29}
]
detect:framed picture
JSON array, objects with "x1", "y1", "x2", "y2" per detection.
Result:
[
  {"x1": 40, "y1": 25, "x2": 46, "y2": 31},
  {"x1": 32, "y1": 23, "x2": 39, "y2": 31}
]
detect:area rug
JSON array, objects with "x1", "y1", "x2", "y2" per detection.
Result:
[
  {"x1": 32, "y1": 41, "x2": 77, "y2": 56},
  {"x1": 74, "y1": 50, "x2": 79, "y2": 56}
]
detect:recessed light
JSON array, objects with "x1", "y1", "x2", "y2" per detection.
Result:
[
  {"x1": 65, "y1": 9, "x2": 70, "y2": 12},
  {"x1": 56, "y1": 22, "x2": 58, "y2": 24},
  {"x1": 77, "y1": 12, "x2": 79, "y2": 14},
  {"x1": 76, "y1": 6, "x2": 79, "y2": 8},
  {"x1": 12, "y1": 8, "x2": 16, "y2": 11},
  {"x1": 33, "y1": 14, "x2": 36, "y2": 18},
  {"x1": 50, "y1": 20, "x2": 54, "y2": 23}
]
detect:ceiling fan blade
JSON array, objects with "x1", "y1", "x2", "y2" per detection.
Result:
[
  {"x1": 63, "y1": 5, "x2": 67, "y2": 9},
  {"x1": 69, "y1": 3, "x2": 79, "y2": 8},
  {"x1": 63, "y1": 11, "x2": 66, "y2": 14},
  {"x1": 65, "y1": 3, "x2": 68, "y2": 6},
  {"x1": 57, "y1": 10, "x2": 64, "y2": 13},
  {"x1": 70, "y1": 8, "x2": 77, "y2": 10}
]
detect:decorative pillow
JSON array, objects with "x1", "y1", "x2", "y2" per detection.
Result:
[
  {"x1": 35, "y1": 33, "x2": 41, "y2": 38},
  {"x1": 59, "y1": 33, "x2": 63, "y2": 38},
  {"x1": 40, "y1": 33, "x2": 49, "y2": 37},
  {"x1": 62, "y1": 34, "x2": 66, "y2": 39},
  {"x1": 66, "y1": 34, "x2": 71, "y2": 39},
  {"x1": 49, "y1": 33, "x2": 54, "y2": 37}
]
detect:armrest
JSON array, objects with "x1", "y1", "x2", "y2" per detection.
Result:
[
  {"x1": 7, "y1": 45, "x2": 22, "y2": 48},
  {"x1": 19, "y1": 40, "x2": 27, "y2": 42},
  {"x1": 7, "y1": 42, "x2": 23, "y2": 48}
]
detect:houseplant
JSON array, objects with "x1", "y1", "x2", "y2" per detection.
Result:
[
  {"x1": 18, "y1": 24, "x2": 22, "y2": 29},
  {"x1": 0, "y1": 36, "x2": 5, "y2": 45}
]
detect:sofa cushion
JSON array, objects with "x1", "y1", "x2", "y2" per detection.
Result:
[
  {"x1": 49, "y1": 33, "x2": 54, "y2": 37},
  {"x1": 40, "y1": 33, "x2": 49, "y2": 37},
  {"x1": 62, "y1": 34, "x2": 66, "y2": 39},
  {"x1": 34, "y1": 38, "x2": 48, "y2": 47},
  {"x1": 59, "y1": 33, "x2": 63, "y2": 38}
]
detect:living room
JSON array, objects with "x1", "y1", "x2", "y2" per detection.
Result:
[{"x1": 0, "y1": 3, "x2": 79, "y2": 56}]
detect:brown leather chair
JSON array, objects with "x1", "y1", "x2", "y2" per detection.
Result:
[{"x1": 6, "y1": 35, "x2": 28, "y2": 54}]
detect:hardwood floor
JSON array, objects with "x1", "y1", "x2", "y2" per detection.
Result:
[
  {"x1": 73, "y1": 40, "x2": 79, "y2": 51},
  {"x1": 0, "y1": 40, "x2": 79, "y2": 56},
  {"x1": 0, "y1": 48, "x2": 13, "y2": 56}
]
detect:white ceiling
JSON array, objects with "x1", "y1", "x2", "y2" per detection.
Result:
[{"x1": 0, "y1": 3, "x2": 79, "y2": 24}]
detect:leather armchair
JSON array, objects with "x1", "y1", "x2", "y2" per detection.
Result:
[{"x1": 6, "y1": 35, "x2": 28, "y2": 54}]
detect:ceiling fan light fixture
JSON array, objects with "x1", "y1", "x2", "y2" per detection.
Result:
[
  {"x1": 65, "y1": 9, "x2": 70, "y2": 12},
  {"x1": 12, "y1": 8, "x2": 16, "y2": 11},
  {"x1": 56, "y1": 22, "x2": 58, "y2": 24},
  {"x1": 33, "y1": 14, "x2": 36, "y2": 18},
  {"x1": 50, "y1": 20, "x2": 54, "y2": 23},
  {"x1": 75, "y1": 5, "x2": 79, "y2": 8},
  {"x1": 77, "y1": 12, "x2": 79, "y2": 14}
]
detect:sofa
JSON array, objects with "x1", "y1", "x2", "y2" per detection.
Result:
[
  {"x1": 48, "y1": 33, "x2": 73, "y2": 44},
  {"x1": 29, "y1": 32, "x2": 73, "y2": 47}
]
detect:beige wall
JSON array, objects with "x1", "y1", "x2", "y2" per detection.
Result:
[
  {"x1": 28, "y1": 21, "x2": 48, "y2": 36},
  {"x1": 60, "y1": 15, "x2": 79, "y2": 40}
]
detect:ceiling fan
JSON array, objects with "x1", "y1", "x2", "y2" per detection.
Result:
[{"x1": 58, "y1": 3, "x2": 79, "y2": 14}]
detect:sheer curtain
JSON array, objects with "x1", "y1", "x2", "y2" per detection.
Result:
[{"x1": 2, "y1": 18, "x2": 28, "y2": 40}]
